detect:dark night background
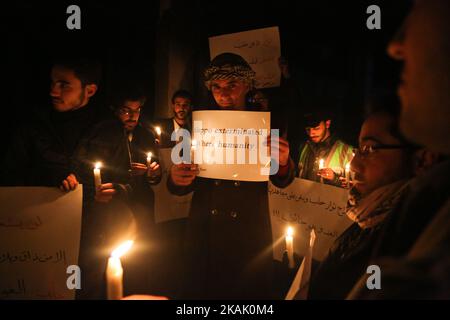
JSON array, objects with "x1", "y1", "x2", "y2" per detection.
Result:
[{"x1": 1, "y1": 0, "x2": 412, "y2": 156}]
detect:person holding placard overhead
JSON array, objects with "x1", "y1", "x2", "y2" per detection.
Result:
[{"x1": 168, "y1": 52, "x2": 294, "y2": 299}]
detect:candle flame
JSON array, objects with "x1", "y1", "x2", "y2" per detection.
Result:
[
  {"x1": 286, "y1": 226, "x2": 294, "y2": 237},
  {"x1": 95, "y1": 162, "x2": 102, "y2": 170},
  {"x1": 155, "y1": 127, "x2": 162, "y2": 136},
  {"x1": 147, "y1": 152, "x2": 152, "y2": 159},
  {"x1": 345, "y1": 163, "x2": 350, "y2": 172},
  {"x1": 111, "y1": 240, "x2": 134, "y2": 258}
]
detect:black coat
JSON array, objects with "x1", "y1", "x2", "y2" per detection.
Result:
[
  {"x1": 1, "y1": 104, "x2": 102, "y2": 187},
  {"x1": 165, "y1": 104, "x2": 301, "y2": 299},
  {"x1": 169, "y1": 177, "x2": 275, "y2": 299}
]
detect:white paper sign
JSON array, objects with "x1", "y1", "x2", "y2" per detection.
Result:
[
  {"x1": 269, "y1": 179, "x2": 352, "y2": 262},
  {"x1": 0, "y1": 186, "x2": 83, "y2": 300},
  {"x1": 152, "y1": 148, "x2": 193, "y2": 223},
  {"x1": 209, "y1": 26, "x2": 281, "y2": 88},
  {"x1": 191, "y1": 110, "x2": 271, "y2": 182}
]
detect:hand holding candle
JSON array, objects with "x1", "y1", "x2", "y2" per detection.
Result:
[
  {"x1": 285, "y1": 226, "x2": 295, "y2": 269},
  {"x1": 106, "y1": 240, "x2": 134, "y2": 300}
]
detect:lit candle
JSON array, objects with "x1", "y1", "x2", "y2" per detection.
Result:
[
  {"x1": 146, "y1": 152, "x2": 152, "y2": 168},
  {"x1": 318, "y1": 159, "x2": 325, "y2": 183},
  {"x1": 93, "y1": 162, "x2": 102, "y2": 192},
  {"x1": 345, "y1": 163, "x2": 350, "y2": 182},
  {"x1": 319, "y1": 158, "x2": 325, "y2": 170},
  {"x1": 285, "y1": 226, "x2": 295, "y2": 269},
  {"x1": 191, "y1": 139, "x2": 197, "y2": 164},
  {"x1": 106, "y1": 240, "x2": 133, "y2": 300},
  {"x1": 155, "y1": 126, "x2": 162, "y2": 138}
]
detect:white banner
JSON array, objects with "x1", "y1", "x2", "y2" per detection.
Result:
[
  {"x1": 269, "y1": 179, "x2": 352, "y2": 262},
  {"x1": 152, "y1": 148, "x2": 193, "y2": 223},
  {"x1": 191, "y1": 110, "x2": 271, "y2": 182},
  {"x1": 0, "y1": 186, "x2": 83, "y2": 299},
  {"x1": 209, "y1": 26, "x2": 281, "y2": 88}
]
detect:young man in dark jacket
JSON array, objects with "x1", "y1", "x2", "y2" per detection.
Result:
[
  {"x1": 1, "y1": 57, "x2": 103, "y2": 190},
  {"x1": 74, "y1": 84, "x2": 163, "y2": 298}
]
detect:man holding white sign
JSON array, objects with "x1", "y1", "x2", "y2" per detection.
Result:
[{"x1": 168, "y1": 53, "x2": 294, "y2": 299}]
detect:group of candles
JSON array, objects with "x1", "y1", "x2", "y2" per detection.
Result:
[
  {"x1": 317, "y1": 158, "x2": 352, "y2": 186},
  {"x1": 93, "y1": 126, "x2": 164, "y2": 192}
]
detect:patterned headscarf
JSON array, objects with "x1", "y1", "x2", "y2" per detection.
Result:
[{"x1": 204, "y1": 52, "x2": 256, "y2": 90}]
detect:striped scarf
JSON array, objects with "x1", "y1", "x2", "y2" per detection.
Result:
[{"x1": 204, "y1": 65, "x2": 255, "y2": 89}]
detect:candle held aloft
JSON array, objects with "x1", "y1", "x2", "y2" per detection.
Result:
[
  {"x1": 106, "y1": 240, "x2": 133, "y2": 300},
  {"x1": 285, "y1": 227, "x2": 295, "y2": 269},
  {"x1": 93, "y1": 162, "x2": 102, "y2": 191}
]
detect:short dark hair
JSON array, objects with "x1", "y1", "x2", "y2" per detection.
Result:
[
  {"x1": 171, "y1": 89, "x2": 193, "y2": 104},
  {"x1": 109, "y1": 84, "x2": 147, "y2": 111},
  {"x1": 52, "y1": 57, "x2": 102, "y2": 87}
]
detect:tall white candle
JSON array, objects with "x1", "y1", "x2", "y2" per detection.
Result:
[
  {"x1": 285, "y1": 226, "x2": 295, "y2": 269},
  {"x1": 93, "y1": 162, "x2": 102, "y2": 191},
  {"x1": 106, "y1": 240, "x2": 133, "y2": 300}
]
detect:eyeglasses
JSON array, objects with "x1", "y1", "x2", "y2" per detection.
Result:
[
  {"x1": 118, "y1": 108, "x2": 141, "y2": 116},
  {"x1": 354, "y1": 144, "x2": 410, "y2": 157}
]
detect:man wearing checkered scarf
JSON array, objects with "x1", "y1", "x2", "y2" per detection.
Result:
[{"x1": 203, "y1": 52, "x2": 255, "y2": 110}]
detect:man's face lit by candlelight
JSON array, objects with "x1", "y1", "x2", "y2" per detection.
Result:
[
  {"x1": 50, "y1": 66, "x2": 97, "y2": 112},
  {"x1": 172, "y1": 97, "x2": 191, "y2": 121},
  {"x1": 351, "y1": 113, "x2": 413, "y2": 196},
  {"x1": 305, "y1": 120, "x2": 331, "y2": 144},
  {"x1": 210, "y1": 79, "x2": 250, "y2": 109},
  {"x1": 117, "y1": 100, "x2": 142, "y2": 132}
]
